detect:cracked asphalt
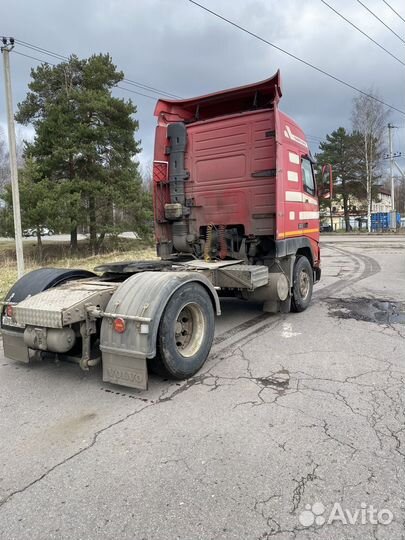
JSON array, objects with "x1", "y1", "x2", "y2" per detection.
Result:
[{"x1": 0, "y1": 235, "x2": 404, "y2": 539}]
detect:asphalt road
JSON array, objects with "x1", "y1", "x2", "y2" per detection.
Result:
[{"x1": 0, "y1": 235, "x2": 404, "y2": 540}]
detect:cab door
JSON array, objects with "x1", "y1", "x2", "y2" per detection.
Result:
[{"x1": 300, "y1": 157, "x2": 319, "y2": 241}]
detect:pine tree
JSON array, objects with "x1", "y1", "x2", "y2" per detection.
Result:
[
  {"x1": 15, "y1": 54, "x2": 145, "y2": 254},
  {"x1": 316, "y1": 128, "x2": 365, "y2": 231},
  {"x1": 2, "y1": 158, "x2": 63, "y2": 260}
]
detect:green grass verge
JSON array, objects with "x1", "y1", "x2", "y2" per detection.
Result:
[{"x1": 0, "y1": 243, "x2": 157, "y2": 300}]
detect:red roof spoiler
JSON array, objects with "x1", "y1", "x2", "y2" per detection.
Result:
[{"x1": 154, "y1": 70, "x2": 282, "y2": 122}]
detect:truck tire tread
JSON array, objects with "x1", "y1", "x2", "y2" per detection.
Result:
[
  {"x1": 149, "y1": 283, "x2": 215, "y2": 379},
  {"x1": 291, "y1": 255, "x2": 313, "y2": 313}
]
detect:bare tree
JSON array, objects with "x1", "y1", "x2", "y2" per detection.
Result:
[
  {"x1": 15, "y1": 127, "x2": 27, "y2": 169},
  {"x1": 0, "y1": 126, "x2": 26, "y2": 192},
  {"x1": 351, "y1": 91, "x2": 388, "y2": 231},
  {"x1": 140, "y1": 159, "x2": 154, "y2": 193},
  {"x1": 0, "y1": 126, "x2": 10, "y2": 192}
]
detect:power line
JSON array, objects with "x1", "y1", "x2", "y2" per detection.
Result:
[
  {"x1": 381, "y1": 0, "x2": 405, "y2": 24},
  {"x1": 12, "y1": 50, "x2": 56, "y2": 66},
  {"x1": 320, "y1": 0, "x2": 405, "y2": 66},
  {"x1": 120, "y1": 78, "x2": 181, "y2": 99},
  {"x1": 116, "y1": 84, "x2": 159, "y2": 101},
  {"x1": 355, "y1": 0, "x2": 405, "y2": 44},
  {"x1": 186, "y1": 0, "x2": 405, "y2": 116},
  {"x1": 12, "y1": 38, "x2": 181, "y2": 100},
  {"x1": 11, "y1": 49, "x2": 164, "y2": 101},
  {"x1": 187, "y1": 0, "x2": 405, "y2": 115},
  {"x1": 13, "y1": 39, "x2": 66, "y2": 61}
]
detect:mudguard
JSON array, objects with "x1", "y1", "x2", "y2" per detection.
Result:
[
  {"x1": 100, "y1": 271, "x2": 220, "y2": 389},
  {"x1": 2, "y1": 268, "x2": 96, "y2": 307}
]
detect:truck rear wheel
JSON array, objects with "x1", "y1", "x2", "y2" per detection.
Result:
[
  {"x1": 291, "y1": 255, "x2": 313, "y2": 312},
  {"x1": 149, "y1": 282, "x2": 215, "y2": 379}
]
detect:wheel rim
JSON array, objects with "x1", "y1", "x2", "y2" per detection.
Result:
[
  {"x1": 174, "y1": 302, "x2": 205, "y2": 358},
  {"x1": 299, "y1": 269, "x2": 310, "y2": 300}
]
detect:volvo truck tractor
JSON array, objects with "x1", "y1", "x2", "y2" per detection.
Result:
[{"x1": 1, "y1": 71, "x2": 332, "y2": 390}]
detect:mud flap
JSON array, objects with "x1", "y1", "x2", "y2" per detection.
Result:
[
  {"x1": 263, "y1": 297, "x2": 291, "y2": 314},
  {"x1": 2, "y1": 328, "x2": 29, "y2": 363},
  {"x1": 101, "y1": 346, "x2": 148, "y2": 390},
  {"x1": 280, "y1": 297, "x2": 292, "y2": 313}
]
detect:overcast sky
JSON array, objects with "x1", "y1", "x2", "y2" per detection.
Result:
[{"x1": 1, "y1": 0, "x2": 404, "y2": 173}]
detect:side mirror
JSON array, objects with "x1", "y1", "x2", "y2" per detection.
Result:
[{"x1": 319, "y1": 164, "x2": 333, "y2": 199}]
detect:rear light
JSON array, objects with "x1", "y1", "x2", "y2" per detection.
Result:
[
  {"x1": 113, "y1": 317, "x2": 126, "y2": 334},
  {"x1": 6, "y1": 304, "x2": 13, "y2": 318}
]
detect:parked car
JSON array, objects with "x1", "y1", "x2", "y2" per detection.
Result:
[{"x1": 22, "y1": 227, "x2": 54, "y2": 237}]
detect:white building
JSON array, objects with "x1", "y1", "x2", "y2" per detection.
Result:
[
  {"x1": 321, "y1": 186, "x2": 392, "y2": 231},
  {"x1": 371, "y1": 187, "x2": 392, "y2": 213}
]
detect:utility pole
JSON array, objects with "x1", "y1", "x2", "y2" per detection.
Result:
[
  {"x1": 1, "y1": 37, "x2": 24, "y2": 277},
  {"x1": 388, "y1": 123, "x2": 395, "y2": 211}
]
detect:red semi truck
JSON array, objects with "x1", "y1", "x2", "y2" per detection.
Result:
[{"x1": 1, "y1": 71, "x2": 331, "y2": 390}]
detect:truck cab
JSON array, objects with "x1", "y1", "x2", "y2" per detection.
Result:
[{"x1": 153, "y1": 69, "x2": 321, "y2": 286}]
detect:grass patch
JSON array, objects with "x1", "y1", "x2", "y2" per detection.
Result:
[{"x1": 0, "y1": 240, "x2": 157, "y2": 300}]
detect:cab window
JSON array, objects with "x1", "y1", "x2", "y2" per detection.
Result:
[{"x1": 301, "y1": 158, "x2": 315, "y2": 196}]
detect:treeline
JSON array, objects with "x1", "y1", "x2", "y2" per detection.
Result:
[
  {"x1": 0, "y1": 53, "x2": 153, "y2": 256},
  {"x1": 316, "y1": 92, "x2": 404, "y2": 231}
]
